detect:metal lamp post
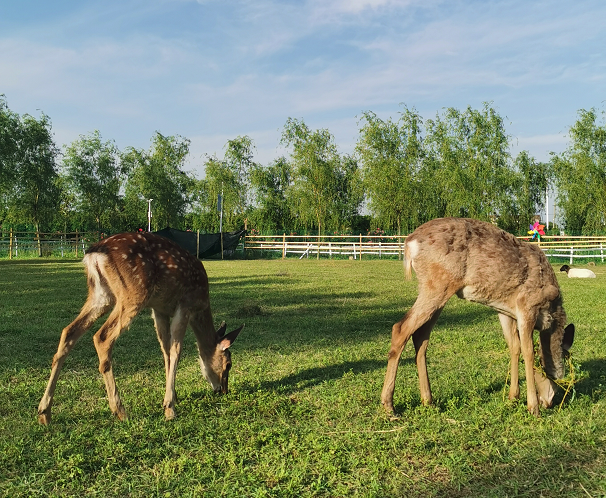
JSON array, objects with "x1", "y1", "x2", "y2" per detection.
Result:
[{"x1": 147, "y1": 199, "x2": 153, "y2": 232}]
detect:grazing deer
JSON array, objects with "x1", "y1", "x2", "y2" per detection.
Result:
[
  {"x1": 381, "y1": 218, "x2": 575, "y2": 417},
  {"x1": 38, "y1": 232, "x2": 243, "y2": 424}
]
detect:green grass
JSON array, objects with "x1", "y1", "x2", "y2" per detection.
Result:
[{"x1": 1, "y1": 259, "x2": 606, "y2": 497}]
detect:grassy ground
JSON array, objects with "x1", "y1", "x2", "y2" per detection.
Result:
[{"x1": 1, "y1": 258, "x2": 605, "y2": 497}]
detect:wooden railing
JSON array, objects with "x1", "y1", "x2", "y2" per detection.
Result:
[{"x1": 244, "y1": 234, "x2": 606, "y2": 263}]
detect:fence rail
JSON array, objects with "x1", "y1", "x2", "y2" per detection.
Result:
[
  {"x1": 244, "y1": 234, "x2": 606, "y2": 263},
  {"x1": 2, "y1": 231, "x2": 605, "y2": 263}
]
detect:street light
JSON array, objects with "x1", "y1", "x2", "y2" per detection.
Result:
[{"x1": 147, "y1": 199, "x2": 153, "y2": 232}]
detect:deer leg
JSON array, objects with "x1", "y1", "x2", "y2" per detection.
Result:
[
  {"x1": 499, "y1": 314, "x2": 520, "y2": 400},
  {"x1": 92, "y1": 304, "x2": 139, "y2": 421},
  {"x1": 412, "y1": 309, "x2": 442, "y2": 406},
  {"x1": 162, "y1": 307, "x2": 190, "y2": 420},
  {"x1": 518, "y1": 318, "x2": 540, "y2": 416},
  {"x1": 152, "y1": 310, "x2": 171, "y2": 383},
  {"x1": 38, "y1": 299, "x2": 111, "y2": 425},
  {"x1": 381, "y1": 292, "x2": 449, "y2": 414}
]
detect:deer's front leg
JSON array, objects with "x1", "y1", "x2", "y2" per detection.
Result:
[
  {"x1": 518, "y1": 320, "x2": 540, "y2": 417},
  {"x1": 499, "y1": 314, "x2": 520, "y2": 401},
  {"x1": 163, "y1": 307, "x2": 190, "y2": 420}
]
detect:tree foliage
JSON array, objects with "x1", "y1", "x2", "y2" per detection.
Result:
[
  {"x1": 249, "y1": 157, "x2": 293, "y2": 232},
  {"x1": 62, "y1": 131, "x2": 125, "y2": 232},
  {"x1": 552, "y1": 108, "x2": 606, "y2": 233},
  {"x1": 357, "y1": 107, "x2": 424, "y2": 234},
  {"x1": 122, "y1": 132, "x2": 193, "y2": 231},
  {"x1": 281, "y1": 118, "x2": 362, "y2": 234},
  {"x1": 424, "y1": 103, "x2": 514, "y2": 222},
  {"x1": 0, "y1": 97, "x2": 59, "y2": 231},
  {"x1": 2, "y1": 94, "x2": 606, "y2": 238}
]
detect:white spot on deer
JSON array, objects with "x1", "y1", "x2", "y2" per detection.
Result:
[{"x1": 122, "y1": 254, "x2": 128, "y2": 260}]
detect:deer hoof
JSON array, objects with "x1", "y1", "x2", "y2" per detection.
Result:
[
  {"x1": 381, "y1": 400, "x2": 395, "y2": 415},
  {"x1": 114, "y1": 406, "x2": 128, "y2": 421},
  {"x1": 38, "y1": 410, "x2": 51, "y2": 425},
  {"x1": 164, "y1": 407, "x2": 176, "y2": 420}
]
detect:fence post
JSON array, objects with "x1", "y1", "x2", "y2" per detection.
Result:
[
  {"x1": 359, "y1": 234, "x2": 363, "y2": 260},
  {"x1": 75, "y1": 230, "x2": 79, "y2": 257},
  {"x1": 601, "y1": 243, "x2": 604, "y2": 263},
  {"x1": 282, "y1": 233, "x2": 286, "y2": 259},
  {"x1": 9, "y1": 228, "x2": 13, "y2": 260},
  {"x1": 570, "y1": 246, "x2": 573, "y2": 265}
]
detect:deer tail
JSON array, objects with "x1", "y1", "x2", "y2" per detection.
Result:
[{"x1": 404, "y1": 241, "x2": 413, "y2": 280}]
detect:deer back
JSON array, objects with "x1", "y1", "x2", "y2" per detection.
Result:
[
  {"x1": 405, "y1": 218, "x2": 561, "y2": 318},
  {"x1": 84, "y1": 232, "x2": 210, "y2": 316}
]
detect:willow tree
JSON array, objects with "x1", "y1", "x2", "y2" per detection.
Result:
[
  {"x1": 356, "y1": 107, "x2": 424, "y2": 234},
  {"x1": 191, "y1": 136, "x2": 254, "y2": 232},
  {"x1": 122, "y1": 132, "x2": 193, "y2": 230},
  {"x1": 424, "y1": 103, "x2": 513, "y2": 223},
  {"x1": 282, "y1": 118, "x2": 361, "y2": 235},
  {"x1": 552, "y1": 108, "x2": 606, "y2": 233},
  {"x1": 249, "y1": 157, "x2": 294, "y2": 232},
  {"x1": 2, "y1": 109, "x2": 59, "y2": 234},
  {"x1": 62, "y1": 131, "x2": 125, "y2": 233}
]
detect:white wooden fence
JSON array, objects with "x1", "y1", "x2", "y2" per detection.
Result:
[{"x1": 244, "y1": 234, "x2": 606, "y2": 263}]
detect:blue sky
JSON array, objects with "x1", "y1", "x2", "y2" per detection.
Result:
[{"x1": 1, "y1": 0, "x2": 605, "y2": 178}]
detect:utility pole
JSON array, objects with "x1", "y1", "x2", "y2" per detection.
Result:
[{"x1": 218, "y1": 186, "x2": 224, "y2": 259}]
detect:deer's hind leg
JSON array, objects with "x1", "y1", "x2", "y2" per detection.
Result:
[
  {"x1": 381, "y1": 286, "x2": 453, "y2": 414},
  {"x1": 92, "y1": 302, "x2": 141, "y2": 421},
  {"x1": 38, "y1": 291, "x2": 113, "y2": 425}
]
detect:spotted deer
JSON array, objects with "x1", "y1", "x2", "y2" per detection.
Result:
[
  {"x1": 381, "y1": 217, "x2": 575, "y2": 417},
  {"x1": 38, "y1": 232, "x2": 243, "y2": 424}
]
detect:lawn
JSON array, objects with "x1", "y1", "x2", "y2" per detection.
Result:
[{"x1": 1, "y1": 258, "x2": 605, "y2": 497}]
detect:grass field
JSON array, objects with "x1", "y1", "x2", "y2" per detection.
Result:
[{"x1": 1, "y1": 258, "x2": 605, "y2": 497}]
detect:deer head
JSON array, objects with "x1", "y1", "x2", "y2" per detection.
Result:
[{"x1": 198, "y1": 322, "x2": 244, "y2": 394}]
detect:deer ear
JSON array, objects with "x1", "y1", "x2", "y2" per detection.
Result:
[
  {"x1": 563, "y1": 324, "x2": 575, "y2": 351},
  {"x1": 216, "y1": 321, "x2": 227, "y2": 338},
  {"x1": 219, "y1": 324, "x2": 244, "y2": 351}
]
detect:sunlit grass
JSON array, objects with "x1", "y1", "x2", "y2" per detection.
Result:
[{"x1": 1, "y1": 259, "x2": 605, "y2": 497}]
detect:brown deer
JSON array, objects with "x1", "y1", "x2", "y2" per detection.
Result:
[
  {"x1": 381, "y1": 218, "x2": 575, "y2": 417},
  {"x1": 38, "y1": 232, "x2": 243, "y2": 424}
]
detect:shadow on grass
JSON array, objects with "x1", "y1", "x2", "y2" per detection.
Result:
[
  {"x1": 417, "y1": 442, "x2": 603, "y2": 498},
  {"x1": 572, "y1": 357, "x2": 606, "y2": 400}
]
